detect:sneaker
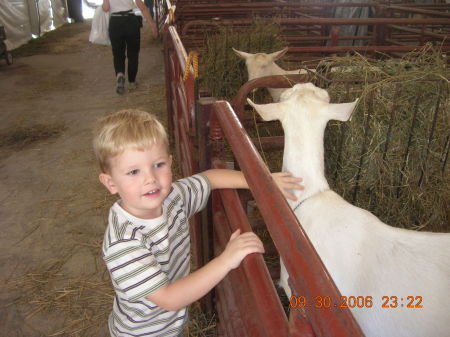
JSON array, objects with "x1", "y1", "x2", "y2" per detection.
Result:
[
  {"x1": 129, "y1": 82, "x2": 138, "y2": 90},
  {"x1": 116, "y1": 74, "x2": 125, "y2": 95}
]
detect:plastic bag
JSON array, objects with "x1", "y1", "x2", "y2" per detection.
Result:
[{"x1": 89, "y1": 7, "x2": 110, "y2": 46}]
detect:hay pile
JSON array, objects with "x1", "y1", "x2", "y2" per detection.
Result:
[
  {"x1": 321, "y1": 46, "x2": 449, "y2": 232},
  {"x1": 7, "y1": 257, "x2": 113, "y2": 336},
  {"x1": 8, "y1": 258, "x2": 218, "y2": 337}
]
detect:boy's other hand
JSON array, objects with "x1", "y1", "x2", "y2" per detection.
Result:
[
  {"x1": 219, "y1": 229, "x2": 264, "y2": 270},
  {"x1": 271, "y1": 172, "x2": 304, "y2": 201}
]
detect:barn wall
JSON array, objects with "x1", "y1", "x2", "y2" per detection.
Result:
[{"x1": 0, "y1": 0, "x2": 69, "y2": 50}]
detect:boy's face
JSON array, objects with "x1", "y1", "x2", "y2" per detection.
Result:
[{"x1": 99, "y1": 143, "x2": 173, "y2": 219}]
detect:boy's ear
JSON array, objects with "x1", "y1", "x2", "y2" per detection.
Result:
[{"x1": 99, "y1": 173, "x2": 118, "y2": 194}]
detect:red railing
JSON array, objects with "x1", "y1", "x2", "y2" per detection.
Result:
[
  {"x1": 163, "y1": 23, "x2": 365, "y2": 336},
  {"x1": 163, "y1": 25, "x2": 202, "y2": 267}
]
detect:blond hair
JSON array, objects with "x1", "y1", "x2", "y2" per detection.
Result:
[{"x1": 93, "y1": 109, "x2": 168, "y2": 173}]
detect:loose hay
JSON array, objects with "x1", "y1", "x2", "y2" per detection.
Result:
[
  {"x1": 7, "y1": 258, "x2": 114, "y2": 337},
  {"x1": 0, "y1": 123, "x2": 67, "y2": 151},
  {"x1": 6, "y1": 161, "x2": 117, "y2": 336},
  {"x1": 185, "y1": 302, "x2": 218, "y2": 337},
  {"x1": 13, "y1": 22, "x2": 89, "y2": 57}
]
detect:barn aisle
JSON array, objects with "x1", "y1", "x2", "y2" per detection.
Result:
[{"x1": 0, "y1": 20, "x2": 166, "y2": 336}]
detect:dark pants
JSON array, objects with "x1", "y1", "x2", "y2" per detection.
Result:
[
  {"x1": 67, "y1": 0, "x2": 83, "y2": 22},
  {"x1": 108, "y1": 15, "x2": 141, "y2": 83}
]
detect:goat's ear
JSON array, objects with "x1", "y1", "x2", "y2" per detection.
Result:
[
  {"x1": 233, "y1": 48, "x2": 251, "y2": 59},
  {"x1": 322, "y1": 99, "x2": 359, "y2": 122},
  {"x1": 247, "y1": 98, "x2": 282, "y2": 121},
  {"x1": 269, "y1": 48, "x2": 289, "y2": 61}
]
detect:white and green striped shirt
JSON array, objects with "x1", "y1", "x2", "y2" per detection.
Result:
[{"x1": 103, "y1": 174, "x2": 211, "y2": 337}]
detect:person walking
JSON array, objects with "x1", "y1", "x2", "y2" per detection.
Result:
[{"x1": 102, "y1": 0, "x2": 157, "y2": 95}]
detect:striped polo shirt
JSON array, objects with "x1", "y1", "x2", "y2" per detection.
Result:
[{"x1": 103, "y1": 174, "x2": 211, "y2": 337}]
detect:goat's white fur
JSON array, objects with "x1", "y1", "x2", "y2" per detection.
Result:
[
  {"x1": 233, "y1": 47, "x2": 310, "y2": 102},
  {"x1": 247, "y1": 83, "x2": 450, "y2": 337}
]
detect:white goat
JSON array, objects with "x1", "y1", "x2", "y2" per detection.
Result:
[
  {"x1": 247, "y1": 83, "x2": 450, "y2": 337},
  {"x1": 233, "y1": 47, "x2": 311, "y2": 102}
]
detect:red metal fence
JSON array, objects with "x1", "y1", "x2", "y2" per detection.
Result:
[
  {"x1": 169, "y1": 0, "x2": 450, "y2": 60},
  {"x1": 160, "y1": 1, "x2": 449, "y2": 335},
  {"x1": 163, "y1": 20, "x2": 365, "y2": 337}
]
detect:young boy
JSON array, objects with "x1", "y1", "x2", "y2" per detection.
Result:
[{"x1": 93, "y1": 109, "x2": 303, "y2": 337}]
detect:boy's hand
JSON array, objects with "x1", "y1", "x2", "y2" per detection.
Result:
[
  {"x1": 272, "y1": 172, "x2": 304, "y2": 201},
  {"x1": 219, "y1": 229, "x2": 264, "y2": 270}
]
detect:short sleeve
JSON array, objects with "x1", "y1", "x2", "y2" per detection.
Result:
[
  {"x1": 103, "y1": 239, "x2": 168, "y2": 302},
  {"x1": 172, "y1": 174, "x2": 211, "y2": 219}
]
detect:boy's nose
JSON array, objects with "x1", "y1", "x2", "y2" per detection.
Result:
[{"x1": 144, "y1": 172, "x2": 156, "y2": 184}]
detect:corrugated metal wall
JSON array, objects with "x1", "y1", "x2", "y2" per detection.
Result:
[{"x1": 0, "y1": 0, "x2": 68, "y2": 50}]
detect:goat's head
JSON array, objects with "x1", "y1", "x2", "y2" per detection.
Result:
[
  {"x1": 247, "y1": 83, "x2": 358, "y2": 132},
  {"x1": 233, "y1": 47, "x2": 289, "y2": 81}
]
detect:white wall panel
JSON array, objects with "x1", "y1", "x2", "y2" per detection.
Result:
[
  {"x1": 0, "y1": 0, "x2": 68, "y2": 50},
  {"x1": 0, "y1": 0, "x2": 32, "y2": 49}
]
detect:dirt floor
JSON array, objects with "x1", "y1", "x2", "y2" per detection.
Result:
[{"x1": 0, "y1": 21, "x2": 194, "y2": 337}]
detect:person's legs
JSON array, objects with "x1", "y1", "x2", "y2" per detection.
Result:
[
  {"x1": 109, "y1": 16, "x2": 126, "y2": 77},
  {"x1": 109, "y1": 16, "x2": 127, "y2": 94},
  {"x1": 125, "y1": 16, "x2": 141, "y2": 84}
]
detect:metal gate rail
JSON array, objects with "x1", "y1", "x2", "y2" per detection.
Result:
[{"x1": 163, "y1": 25, "x2": 204, "y2": 270}]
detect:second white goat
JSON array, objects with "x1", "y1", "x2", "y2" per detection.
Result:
[{"x1": 233, "y1": 47, "x2": 310, "y2": 102}]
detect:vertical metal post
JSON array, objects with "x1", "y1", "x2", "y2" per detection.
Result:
[
  {"x1": 163, "y1": 29, "x2": 174, "y2": 137},
  {"x1": 195, "y1": 99, "x2": 215, "y2": 313},
  {"x1": 330, "y1": 25, "x2": 341, "y2": 46}
]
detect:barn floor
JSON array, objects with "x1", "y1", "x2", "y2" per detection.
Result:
[{"x1": 0, "y1": 21, "x2": 170, "y2": 336}]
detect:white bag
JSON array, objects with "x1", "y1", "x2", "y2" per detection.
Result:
[{"x1": 89, "y1": 7, "x2": 111, "y2": 45}]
